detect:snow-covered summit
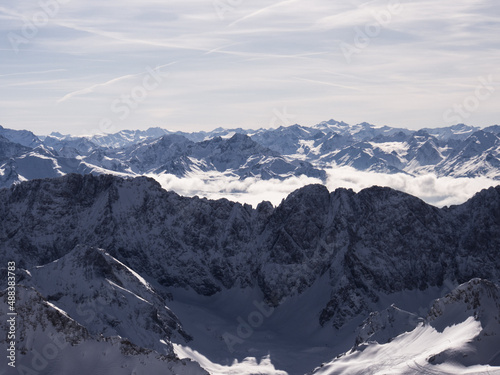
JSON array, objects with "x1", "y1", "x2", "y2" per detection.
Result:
[
  {"x1": 0, "y1": 285, "x2": 207, "y2": 375},
  {"x1": 23, "y1": 245, "x2": 191, "y2": 355}
]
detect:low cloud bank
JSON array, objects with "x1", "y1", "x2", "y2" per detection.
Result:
[
  {"x1": 325, "y1": 167, "x2": 499, "y2": 207},
  {"x1": 149, "y1": 168, "x2": 499, "y2": 208},
  {"x1": 149, "y1": 172, "x2": 323, "y2": 207}
]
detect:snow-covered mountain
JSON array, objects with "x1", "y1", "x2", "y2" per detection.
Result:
[
  {"x1": 0, "y1": 124, "x2": 41, "y2": 148},
  {"x1": 249, "y1": 121, "x2": 500, "y2": 179},
  {"x1": 2, "y1": 121, "x2": 500, "y2": 192},
  {"x1": 2, "y1": 119, "x2": 500, "y2": 373},
  {"x1": 1, "y1": 174, "x2": 499, "y2": 374},
  {"x1": 46, "y1": 126, "x2": 260, "y2": 149},
  {"x1": 2, "y1": 176, "x2": 500, "y2": 324},
  {"x1": 421, "y1": 123, "x2": 481, "y2": 140},
  {"x1": 114, "y1": 133, "x2": 325, "y2": 179},
  {"x1": 22, "y1": 245, "x2": 192, "y2": 355},
  {"x1": 0, "y1": 285, "x2": 207, "y2": 375},
  {"x1": 312, "y1": 278, "x2": 500, "y2": 374},
  {"x1": 0, "y1": 127, "x2": 327, "y2": 189}
]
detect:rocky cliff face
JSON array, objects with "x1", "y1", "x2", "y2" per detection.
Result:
[{"x1": 1, "y1": 174, "x2": 500, "y2": 331}]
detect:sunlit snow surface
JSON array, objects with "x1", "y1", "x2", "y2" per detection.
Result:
[
  {"x1": 163, "y1": 280, "x2": 500, "y2": 375},
  {"x1": 173, "y1": 345, "x2": 287, "y2": 375},
  {"x1": 173, "y1": 318, "x2": 500, "y2": 375},
  {"x1": 313, "y1": 318, "x2": 499, "y2": 375}
]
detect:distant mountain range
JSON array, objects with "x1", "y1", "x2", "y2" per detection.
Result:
[{"x1": 1, "y1": 120, "x2": 500, "y2": 190}]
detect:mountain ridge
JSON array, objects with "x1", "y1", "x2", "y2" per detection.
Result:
[
  {"x1": 1, "y1": 174, "x2": 500, "y2": 374},
  {"x1": 2, "y1": 120, "x2": 500, "y2": 194},
  {"x1": 2, "y1": 174, "x2": 499, "y2": 325}
]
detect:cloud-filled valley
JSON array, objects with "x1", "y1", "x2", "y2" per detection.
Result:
[
  {"x1": 151, "y1": 167, "x2": 500, "y2": 208},
  {"x1": 2, "y1": 119, "x2": 500, "y2": 208}
]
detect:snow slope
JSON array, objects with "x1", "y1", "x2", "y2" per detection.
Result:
[
  {"x1": 23, "y1": 245, "x2": 191, "y2": 355},
  {"x1": 313, "y1": 279, "x2": 500, "y2": 375},
  {"x1": 0, "y1": 286, "x2": 207, "y2": 375}
]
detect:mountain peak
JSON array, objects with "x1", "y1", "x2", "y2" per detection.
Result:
[
  {"x1": 227, "y1": 132, "x2": 253, "y2": 143},
  {"x1": 282, "y1": 183, "x2": 330, "y2": 207}
]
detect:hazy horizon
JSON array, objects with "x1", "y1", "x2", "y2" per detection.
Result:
[{"x1": 1, "y1": 118, "x2": 499, "y2": 138}]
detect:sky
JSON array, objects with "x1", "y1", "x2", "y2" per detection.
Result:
[{"x1": 0, "y1": 0, "x2": 499, "y2": 136}]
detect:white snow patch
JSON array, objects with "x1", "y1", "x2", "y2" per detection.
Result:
[
  {"x1": 313, "y1": 317, "x2": 488, "y2": 375},
  {"x1": 173, "y1": 344, "x2": 288, "y2": 375},
  {"x1": 45, "y1": 301, "x2": 72, "y2": 319},
  {"x1": 220, "y1": 131, "x2": 236, "y2": 139},
  {"x1": 104, "y1": 252, "x2": 154, "y2": 292},
  {"x1": 370, "y1": 141, "x2": 409, "y2": 155}
]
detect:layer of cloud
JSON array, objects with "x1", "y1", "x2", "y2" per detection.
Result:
[
  {"x1": 149, "y1": 167, "x2": 499, "y2": 208},
  {"x1": 148, "y1": 171, "x2": 323, "y2": 207},
  {"x1": 325, "y1": 167, "x2": 499, "y2": 207}
]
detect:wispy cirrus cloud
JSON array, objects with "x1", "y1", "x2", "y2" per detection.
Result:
[
  {"x1": 56, "y1": 74, "x2": 136, "y2": 103},
  {"x1": 0, "y1": 0, "x2": 498, "y2": 135},
  {"x1": 0, "y1": 69, "x2": 66, "y2": 78},
  {"x1": 227, "y1": 0, "x2": 301, "y2": 27}
]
